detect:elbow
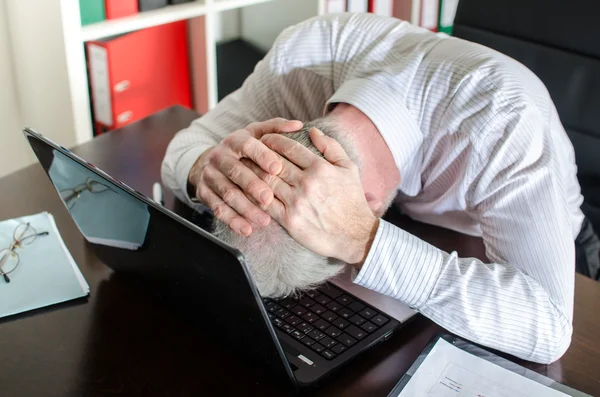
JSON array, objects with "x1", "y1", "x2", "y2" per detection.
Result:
[{"x1": 530, "y1": 322, "x2": 573, "y2": 364}]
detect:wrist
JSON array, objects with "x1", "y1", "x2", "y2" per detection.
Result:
[
  {"x1": 345, "y1": 216, "x2": 379, "y2": 268},
  {"x1": 187, "y1": 147, "x2": 214, "y2": 202}
]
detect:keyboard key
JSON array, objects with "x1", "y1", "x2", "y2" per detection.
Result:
[
  {"x1": 360, "y1": 321, "x2": 377, "y2": 333},
  {"x1": 296, "y1": 322, "x2": 313, "y2": 334},
  {"x1": 321, "y1": 311, "x2": 339, "y2": 322},
  {"x1": 326, "y1": 301, "x2": 343, "y2": 312},
  {"x1": 349, "y1": 314, "x2": 366, "y2": 326},
  {"x1": 273, "y1": 317, "x2": 284, "y2": 328},
  {"x1": 320, "y1": 336, "x2": 337, "y2": 348},
  {"x1": 285, "y1": 315, "x2": 302, "y2": 326},
  {"x1": 324, "y1": 326, "x2": 342, "y2": 338},
  {"x1": 314, "y1": 294, "x2": 332, "y2": 305},
  {"x1": 281, "y1": 324, "x2": 294, "y2": 334},
  {"x1": 302, "y1": 337, "x2": 316, "y2": 347},
  {"x1": 299, "y1": 297, "x2": 316, "y2": 308},
  {"x1": 372, "y1": 314, "x2": 389, "y2": 326},
  {"x1": 275, "y1": 308, "x2": 291, "y2": 319},
  {"x1": 331, "y1": 344, "x2": 347, "y2": 354},
  {"x1": 301, "y1": 312, "x2": 318, "y2": 323},
  {"x1": 313, "y1": 319, "x2": 330, "y2": 331},
  {"x1": 266, "y1": 302, "x2": 280, "y2": 313},
  {"x1": 263, "y1": 297, "x2": 270, "y2": 303},
  {"x1": 308, "y1": 330, "x2": 325, "y2": 341},
  {"x1": 290, "y1": 305, "x2": 307, "y2": 317},
  {"x1": 347, "y1": 301, "x2": 366, "y2": 313},
  {"x1": 346, "y1": 325, "x2": 367, "y2": 340},
  {"x1": 311, "y1": 304, "x2": 327, "y2": 315},
  {"x1": 321, "y1": 350, "x2": 336, "y2": 360},
  {"x1": 332, "y1": 318, "x2": 350, "y2": 329},
  {"x1": 268, "y1": 312, "x2": 274, "y2": 320},
  {"x1": 291, "y1": 330, "x2": 305, "y2": 340},
  {"x1": 359, "y1": 308, "x2": 377, "y2": 319},
  {"x1": 338, "y1": 308, "x2": 354, "y2": 319},
  {"x1": 320, "y1": 285, "x2": 343, "y2": 299},
  {"x1": 337, "y1": 333, "x2": 357, "y2": 347},
  {"x1": 310, "y1": 343, "x2": 325, "y2": 353},
  {"x1": 279, "y1": 298, "x2": 296, "y2": 309},
  {"x1": 306, "y1": 290, "x2": 319, "y2": 298},
  {"x1": 336, "y1": 295, "x2": 354, "y2": 306}
]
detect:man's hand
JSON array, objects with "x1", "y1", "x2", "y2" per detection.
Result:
[
  {"x1": 244, "y1": 128, "x2": 379, "y2": 265},
  {"x1": 188, "y1": 118, "x2": 303, "y2": 236}
]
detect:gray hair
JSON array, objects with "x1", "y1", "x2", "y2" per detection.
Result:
[{"x1": 212, "y1": 119, "x2": 359, "y2": 298}]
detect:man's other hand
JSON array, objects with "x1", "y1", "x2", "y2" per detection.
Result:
[
  {"x1": 246, "y1": 128, "x2": 379, "y2": 265},
  {"x1": 188, "y1": 118, "x2": 303, "y2": 236}
]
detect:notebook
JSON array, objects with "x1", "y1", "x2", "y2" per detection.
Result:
[{"x1": 0, "y1": 212, "x2": 89, "y2": 318}]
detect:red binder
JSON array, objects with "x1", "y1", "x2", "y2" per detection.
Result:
[
  {"x1": 87, "y1": 21, "x2": 192, "y2": 132},
  {"x1": 105, "y1": 0, "x2": 139, "y2": 19}
]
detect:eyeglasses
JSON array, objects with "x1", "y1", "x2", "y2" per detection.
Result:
[
  {"x1": 0, "y1": 222, "x2": 48, "y2": 283},
  {"x1": 59, "y1": 177, "x2": 111, "y2": 210}
]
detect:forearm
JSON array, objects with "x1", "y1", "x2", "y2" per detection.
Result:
[
  {"x1": 354, "y1": 220, "x2": 574, "y2": 364},
  {"x1": 161, "y1": 120, "x2": 222, "y2": 206}
]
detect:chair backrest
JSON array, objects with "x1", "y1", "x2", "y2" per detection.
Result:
[{"x1": 453, "y1": 0, "x2": 600, "y2": 226}]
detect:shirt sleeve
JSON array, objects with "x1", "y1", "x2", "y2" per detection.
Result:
[{"x1": 355, "y1": 105, "x2": 575, "y2": 364}]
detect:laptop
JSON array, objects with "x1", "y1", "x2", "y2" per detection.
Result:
[{"x1": 24, "y1": 127, "x2": 416, "y2": 388}]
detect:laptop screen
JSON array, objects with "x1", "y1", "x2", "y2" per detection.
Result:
[{"x1": 24, "y1": 129, "x2": 296, "y2": 387}]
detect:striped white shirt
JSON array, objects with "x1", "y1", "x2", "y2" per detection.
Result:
[{"x1": 162, "y1": 13, "x2": 583, "y2": 364}]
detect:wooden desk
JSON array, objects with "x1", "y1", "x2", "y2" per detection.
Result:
[{"x1": 0, "y1": 106, "x2": 598, "y2": 397}]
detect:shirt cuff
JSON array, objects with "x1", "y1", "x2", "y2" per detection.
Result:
[
  {"x1": 326, "y1": 77, "x2": 423, "y2": 173},
  {"x1": 354, "y1": 219, "x2": 446, "y2": 309}
]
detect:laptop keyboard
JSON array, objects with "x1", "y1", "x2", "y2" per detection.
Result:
[{"x1": 263, "y1": 284, "x2": 389, "y2": 361}]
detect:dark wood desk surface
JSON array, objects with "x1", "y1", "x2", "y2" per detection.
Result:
[{"x1": 1, "y1": 106, "x2": 598, "y2": 397}]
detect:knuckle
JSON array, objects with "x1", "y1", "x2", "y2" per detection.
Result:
[
  {"x1": 213, "y1": 203, "x2": 228, "y2": 220},
  {"x1": 282, "y1": 142, "x2": 298, "y2": 158},
  {"x1": 300, "y1": 177, "x2": 315, "y2": 192},
  {"x1": 286, "y1": 214, "x2": 301, "y2": 230},
  {"x1": 247, "y1": 179, "x2": 265, "y2": 195},
  {"x1": 245, "y1": 122, "x2": 260, "y2": 132},
  {"x1": 196, "y1": 184, "x2": 208, "y2": 199},
  {"x1": 313, "y1": 161, "x2": 329, "y2": 175},
  {"x1": 263, "y1": 173, "x2": 279, "y2": 187},
  {"x1": 221, "y1": 188, "x2": 237, "y2": 203},
  {"x1": 225, "y1": 163, "x2": 241, "y2": 181},
  {"x1": 241, "y1": 137, "x2": 257, "y2": 154},
  {"x1": 221, "y1": 135, "x2": 236, "y2": 147}
]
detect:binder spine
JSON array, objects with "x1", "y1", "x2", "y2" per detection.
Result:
[{"x1": 88, "y1": 44, "x2": 113, "y2": 128}]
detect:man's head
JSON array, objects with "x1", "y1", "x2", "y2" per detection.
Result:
[
  {"x1": 213, "y1": 110, "x2": 399, "y2": 298},
  {"x1": 213, "y1": 120, "x2": 357, "y2": 298}
]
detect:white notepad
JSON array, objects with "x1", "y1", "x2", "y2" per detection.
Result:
[
  {"x1": 390, "y1": 335, "x2": 591, "y2": 397},
  {"x1": 0, "y1": 212, "x2": 89, "y2": 318}
]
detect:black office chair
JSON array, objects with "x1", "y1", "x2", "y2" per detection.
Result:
[{"x1": 452, "y1": 0, "x2": 600, "y2": 232}]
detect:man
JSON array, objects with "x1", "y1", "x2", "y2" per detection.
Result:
[{"x1": 162, "y1": 13, "x2": 600, "y2": 364}]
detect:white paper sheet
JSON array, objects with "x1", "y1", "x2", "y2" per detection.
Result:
[{"x1": 397, "y1": 338, "x2": 568, "y2": 397}]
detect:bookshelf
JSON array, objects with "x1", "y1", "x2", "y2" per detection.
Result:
[{"x1": 4, "y1": 0, "x2": 326, "y2": 150}]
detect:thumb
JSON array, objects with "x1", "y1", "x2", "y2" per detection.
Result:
[{"x1": 309, "y1": 128, "x2": 353, "y2": 168}]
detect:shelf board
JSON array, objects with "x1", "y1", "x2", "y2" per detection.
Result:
[
  {"x1": 80, "y1": 1, "x2": 208, "y2": 41},
  {"x1": 213, "y1": 0, "x2": 275, "y2": 12},
  {"x1": 80, "y1": 0, "x2": 277, "y2": 42}
]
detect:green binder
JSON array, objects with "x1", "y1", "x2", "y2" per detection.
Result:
[{"x1": 79, "y1": 0, "x2": 106, "y2": 26}]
